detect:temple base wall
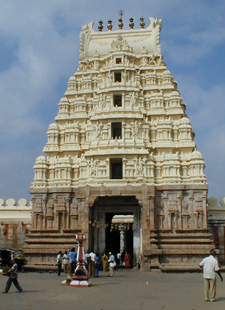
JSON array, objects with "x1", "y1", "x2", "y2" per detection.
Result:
[{"x1": 21, "y1": 184, "x2": 214, "y2": 270}]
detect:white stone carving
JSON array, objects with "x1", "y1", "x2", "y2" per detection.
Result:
[{"x1": 31, "y1": 16, "x2": 207, "y2": 189}]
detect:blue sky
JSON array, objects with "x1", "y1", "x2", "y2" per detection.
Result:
[{"x1": 0, "y1": 0, "x2": 225, "y2": 201}]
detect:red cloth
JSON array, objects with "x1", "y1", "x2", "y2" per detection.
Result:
[{"x1": 124, "y1": 253, "x2": 130, "y2": 268}]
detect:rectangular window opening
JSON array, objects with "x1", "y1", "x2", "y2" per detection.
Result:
[
  {"x1": 114, "y1": 72, "x2": 121, "y2": 82},
  {"x1": 111, "y1": 122, "x2": 122, "y2": 139},
  {"x1": 116, "y1": 58, "x2": 122, "y2": 64},
  {"x1": 110, "y1": 158, "x2": 123, "y2": 179},
  {"x1": 113, "y1": 94, "x2": 122, "y2": 107}
]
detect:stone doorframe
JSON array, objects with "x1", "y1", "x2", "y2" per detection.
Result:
[
  {"x1": 89, "y1": 196, "x2": 141, "y2": 265},
  {"x1": 85, "y1": 184, "x2": 155, "y2": 267}
]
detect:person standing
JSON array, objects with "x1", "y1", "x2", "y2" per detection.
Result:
[
  {"x1": 88, "y1": 251, "x2": 96, "y2": 277},
  {"x1": 108, "y1": 252, "x2": 116, "y2": 277},
  {"x1": 62, "y1": 251, "x2": 69, "y2": 274},
  {"x1": 102, "y1": 253, "x2": 108, "y2": 271},
  {"x1": 2, "y1": 259, "x2": 23, "y2": 293},
  {"x1": 117, "y1": 252, "x2": 121, "y2": 266},
  {"x1": 124, "y1": 251, "x2": 130, "y2": 268},
  {"x1": 199, "y1": 249, "x2": 223, "y2": 302},
  {"x1": 69, "y1": 248, "x2": 77, "y2": 274},
  {"x1": 57, "y1": 251, "x2": 62, "y2": 276},
  {"x1": 95, "y1": 253, "x2": 100, "y2": 277}
]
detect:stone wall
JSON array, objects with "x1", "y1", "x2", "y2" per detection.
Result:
[
  {"x1": 207, "y1": 197, "x2": 225, "y2": 262},
  {"x1": 0, "y1": 198, "x2": 32, "y2": 249},
  {"x1": 1, "y1": 195, "x2": 224, "y2": 266}
]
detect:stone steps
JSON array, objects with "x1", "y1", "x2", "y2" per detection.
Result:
[
  {"x1": 23, "y1": 264, "x2": 58, "y2": 272},
  {"x1": 25, "y1": 239, "x2": 77, "y2": 244},
  {"x1": 26, "y1": 232, "x2": 78, "y2": 238},
  {"x1": 23, "y1": 231, "x2": 78, "y2": 263},
  {"x1": 153, "y1": 239, "x2": 213, "y2": 244},
  {"x1": 159, "y1": 264, "x2": 201, "y2": 272},
  {"x1": 150, "y1": 232, "x2": 212, "y2": 238}
]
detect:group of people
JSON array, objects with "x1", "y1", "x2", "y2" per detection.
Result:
[
  {"x1": 85, "y1": 251, "x2": 117, "y2": 277},
  {"x1": 56, "y1": 248, "x2": 117, "y2": 278},
  {"x1": 85, "y1": 252, "x2": 99, "y2": 277},
  {"x1": 2, "y1": 247, "x2": 224, "y2": 302},
  {"x1": 56, "y1": 247, "x2": 77, "y2": 276}
]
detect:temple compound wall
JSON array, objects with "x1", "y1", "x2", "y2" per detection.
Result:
[
  {"x1": 0, "y1": 198, "x2": 31, "y2": 249},
  {"x1": 23, "y1": 16, "x2": 214, "y2": 270}
]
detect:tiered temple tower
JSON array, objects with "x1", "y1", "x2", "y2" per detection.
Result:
[{"x1": 24, "y1": 16, "x2": 213, "y2": 270}]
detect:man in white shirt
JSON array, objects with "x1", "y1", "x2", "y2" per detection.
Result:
[
  {"x1": 108, "y1": 252, "x2": 116, "y2": 277},
  {"x1": 199, "y1": 249, "x2": 223, "y2": 302},
  {"x1": 88, "y1": 252, "x2": 96, "y2": 277}
]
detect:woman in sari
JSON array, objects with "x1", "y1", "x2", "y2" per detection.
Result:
[{"x1": 102, "y1": 253, "x2": 108, "y2": 271}]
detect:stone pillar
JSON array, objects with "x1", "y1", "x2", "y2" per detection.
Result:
[
  {"x1": 202, "y1": 192, "x2": 207, "y2": 228},
  {"x1": 177, "y1": 193, "x2": 182, "y2": 229},
  {"x1": 120, "y1": 226, "x2": 125, "y2": 254},
  {"x1": 43, "y1": 197, "x2": 47, "y2": 229},
  {"x1": 189, "y1": 191, "x2": 194, "y2": 229},
  {"x1": 65, "y1": 197, "x2": 70, "y2": 229},
  {"x1": 98, "y1": 213, "x2": 105, "y2": 255},
  {"x1": 149, "y1": 195, "x2": 155, "y2": 230}
]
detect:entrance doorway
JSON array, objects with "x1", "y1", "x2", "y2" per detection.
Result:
[
  {"x1": 105, "y1": 213, "x2": 133, "y2": 256},
  {"x1": 89, "y1": 196, "x2": 141, "y2": 267}
]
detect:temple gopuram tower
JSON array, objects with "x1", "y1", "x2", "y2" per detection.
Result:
[{"x1": 24, "y1": 15, "x2": 213, "y2": 270}]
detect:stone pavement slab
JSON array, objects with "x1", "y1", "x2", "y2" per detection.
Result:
[{"x1": 0, "y1": 269, "x2": 225, "y2": 310}]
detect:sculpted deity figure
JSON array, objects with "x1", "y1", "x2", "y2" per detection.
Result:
[
  {"x1": 93, "y1": 60, "x2": 99, "y2": 69},
  {"x1": 149, "y1": 54, "x2": 157, "y2": 65},
  {"x1": 140, "y1": 55, "x2": 148, "y2": 66},
  {"x1": 108, "y1": 71, "x2": 113, "y2": 85},
  {"x1": 89, "y1": 158, "x2": 96, "y2": 177},
  {"x1": 124, "y1": 56, "x2": 129, "y2": 65},
  {"x1": 99, "y1": 93, "x2": 106, "y2": 109},
  {"x1": 95, "y1": 121, "x2": 102, "y2": 140},
  {"x1": 137, "y1": 157, "x2": 144, "y2": 176},
  {"x1": 132, "y1": 120, "x2": 139, "y2": 138},
  {"x1": 123, "y1": 70, "x2": 127, "y2": 83},
  {"x1": 131, "y1": 92, "x2": 138, "y2": 107}
]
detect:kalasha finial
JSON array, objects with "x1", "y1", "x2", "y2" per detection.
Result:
[
  {"x1": 98, "y1": 19, "x2": 103, "y2": 32},
  {"x1": 118, "y1": 10, "x2": 124, "y2": 29},
  {"x1": 107, "y1": 18, "x2": 113, "y2": 31},
  {"x1": 140, "y1": 15, "x2": 145, "y2": 28},
  {"x1": 129, "y1": 17, "x2": 134, "y2": 29}
]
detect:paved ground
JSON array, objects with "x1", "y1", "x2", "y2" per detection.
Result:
[{"x1": 0, "y1": 269, "x2": 225, "y2": 310}]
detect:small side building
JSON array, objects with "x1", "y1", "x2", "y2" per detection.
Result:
[{"x1": 207, "y1": 197, "x2": 225, "y2": 262}]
